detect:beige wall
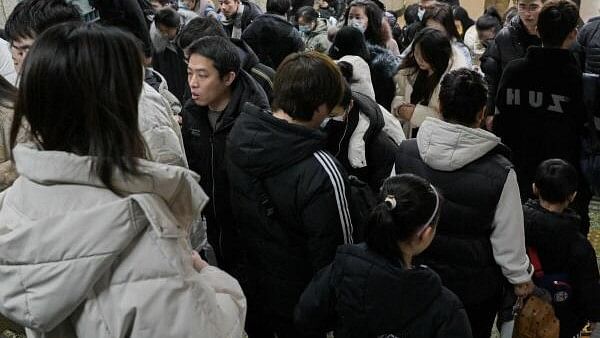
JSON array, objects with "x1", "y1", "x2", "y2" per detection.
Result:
[{"x1": 385, "y1": 0, "x2": 599, "y2": 22}]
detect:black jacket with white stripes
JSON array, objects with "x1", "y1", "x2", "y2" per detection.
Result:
[{"x1": 227, "y1": 103, "x2": 356, "y2": 320}]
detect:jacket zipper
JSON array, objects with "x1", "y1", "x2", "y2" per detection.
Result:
[{"x1": 209, "y1": 134, "x2": 222, "y2": 261}]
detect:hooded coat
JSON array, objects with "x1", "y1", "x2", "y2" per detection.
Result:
[
  {"x1": 226, "y1": 103, "x2": 355, "y2": 322},
  {"x1": 394, "y1": 118, "x2": 532, "y2": 306},
  {"x1": 302, "y1": 18, "x2": 331, "y2": 53},
  {"x1": 241, "y1": 13, "x2": 305, "y2": 69},
  {"x1": 295, "y1": 243, "x2": 473, "y2": 338},
  {"x1": 0, "y1": 144, "x2": 246, "y2": 338},
  {"x1": 368, "y1": 43, "x2": 401, "y2": 111}
]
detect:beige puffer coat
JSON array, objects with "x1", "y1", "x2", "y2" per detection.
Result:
[{"x1": 0, "y1": 144, "x2": 246, "y2": 337}]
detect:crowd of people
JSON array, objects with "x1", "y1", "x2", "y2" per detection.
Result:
[{"x1": 0, "y1": 0, "x2": 599, "y2": 337}]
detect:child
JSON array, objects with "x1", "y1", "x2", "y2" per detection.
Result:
[
  {"x1": 294, "y1": 174, "x2": 473, "y2": 337},
  {"x1": 522, "y1": 159, "x2": 600, "y2": 338}
]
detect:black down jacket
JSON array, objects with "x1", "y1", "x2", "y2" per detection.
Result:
[
  {"x1": 576, "y1": 16, "x2": 600, "y2": 74},
  {"x1": 295, "y1": 243, "x2": 473, "y2": 338}
]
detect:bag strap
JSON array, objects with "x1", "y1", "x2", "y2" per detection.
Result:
[{"x1": 527, "y1": 246, "x2": 545, "y2": 279}]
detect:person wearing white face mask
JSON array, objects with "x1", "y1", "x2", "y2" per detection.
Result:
[{"x1": 297, "y1": 6, "x2": 331, "y2": 53}]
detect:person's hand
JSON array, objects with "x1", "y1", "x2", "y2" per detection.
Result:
[
  {"x1": 485, "y1": 115, "x2": 494, "y2": 131},
  {"x1": 191, "y1": 250, "x2": 209, "y2": 272},
  {"x1": 396, "y1": 104, "x2": 415, "y2": 121},
  {"x1": 513, "y1": 280, "x2": 535, "y2": 297}
]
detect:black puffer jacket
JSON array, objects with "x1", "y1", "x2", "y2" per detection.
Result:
[
  {"x1": 523, "y1": 199, "x2": 600, "y2": 338},
  {"x1": 480, "y1": 16, "x2": 541, "y2": 114},
  {"x1": 324, "y1": 91, "x2": 399, "y2": 191},
  {"x1": 227, "y1": 103, "x2": 356, "y2": 320},
  {"x1": 576, "y1": 16, "x2": 600, "y2": 74},
  {"x1": 295, "y1": 243, "x2": 473, "y2": 338},
  {"x1": 368, "y1": 43, "x2": 401, "y2": 111},
  {"x1": 181, "y1": 71, "x2": 269, "y2": 273},
  {"x1": 241, "y1": 13, "x2": 305, "y2": 69}
]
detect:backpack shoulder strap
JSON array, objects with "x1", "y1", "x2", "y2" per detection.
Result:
[{"x1": 527, "y1": 246, "x2": 545, "y2": 279}]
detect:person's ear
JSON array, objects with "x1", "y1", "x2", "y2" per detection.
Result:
[
  {"x1": 223, "y1": 71, "x2": 236, "y2": 86},
  {"x1": 475, "y1": 108, "x2": 485, "y2": 127},
  {"x1": 418, "y1": 225, "x2": 435, "y2": 243}
]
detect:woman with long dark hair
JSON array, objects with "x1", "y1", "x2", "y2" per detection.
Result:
[
  {"x1": 343, "y1": 0, "x2": 385, "y2": 47},
  {"x1": 392, "y1": 27, "x2": 466, "y2": 138},
  {"x1": 0, "y1": 22, "x2": 245, "y2": 336},
  {"x1": 422, "y1": 2, "x2": 472, "y2": 66}
]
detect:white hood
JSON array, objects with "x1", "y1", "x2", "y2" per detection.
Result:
[
  {"x1": 416, "y1": 117, "x2": 500, "y2": 171},
  {"x1": 337, "y1": 55, "x2": 376, "y2": 100}
]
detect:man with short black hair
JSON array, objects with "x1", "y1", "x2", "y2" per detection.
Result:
[
  {"x1": 181, "y1": 36, "x2": 269, "y2": 274},
  {"x1": 178, "y1": 16, "x2": 275, "y2": 102},
  {"x1": 5, "y1": 0, "x2": 81, "y2": 72},
  {"x1": 493, "y1": 0, "x2": 591, "y2": 233},
  {"x1": 227, "y1": 51, "x2": 355, "y2": 338},
  {"x1": 481, "y1": 0, "x2": 545, "y2": 116},
  {"x1": 241, "y1": 0, "x2": 305, "y2": 69}
]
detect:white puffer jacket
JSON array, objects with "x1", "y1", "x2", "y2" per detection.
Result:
[{"x1": 0, "y1": 144, "x2": 246, "y2": 337}]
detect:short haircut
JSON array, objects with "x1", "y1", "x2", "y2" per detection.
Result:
[
  {"x1": 534, "y1": 159, "x2": 578, "y2": 203},
  {"x1": 273, "y1": 52, "x2": 344, "y2": 121},
  {"x1": 177, "y1": 17, "x2": 227, "y2": 50},
  {"x1": 5, "y1": 0, "x2": 82, "y2": 42},
  {"x1": 296, "y1": 6, "x2": 318, "y2": 23},
  {"x1": 404, "y1": 3, "x2": 420, "y2": 26},
  {"x1": 476, "y1": 7, "x2": 502, "y2": 32},
  {"x1": 439, "y1": 68, "x2": 487, "y2": 126},
  {"x1": 537, "y1": 0, "x2": 579, "y2": 47},
  {"x1": 266, "y1": 0, "x2": 291, "y2": 15},
  {"x1": 187, "y1": 36, "x2": 241, "y2": 78},
  {"x1": 154, "y1": 7, "x2": 181, "y2": 28},
  {"x1": 13, "y1": 22, "x2": 146, "y2": 194}
]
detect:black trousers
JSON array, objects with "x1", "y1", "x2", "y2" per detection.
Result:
[{"x1": 464, "y1": 295, "x2": 502, "y2": 338}]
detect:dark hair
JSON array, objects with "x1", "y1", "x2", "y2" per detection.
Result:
[
  {"x1": 404, "y1": 3, "x2": 420, "y2": 26},
  {"x1": 5, "y1": 0, "x2": 82, "y2": 42},
  {"x1": 537, "y1": 0, "x2": 579, "y2": 48},
  {"x1": 422, "y1": 2, "x2": 461, "y2": 41},
  {"x1": 273, "y1": 51, "x2": 344, "y2": 121},
  {"x1": 439, "y1": 68, "x2": 487, "y2": 126},
  {"x1": 12, "y1": 22, "x2": 146, "y2": 193},
  {"x1": 337, "y1": 62, "x2": 354, "y2": 108},
  {"x1": 534, "y1": 159, "x2": 577, "y2": 203},
  {"x1": 452, "y1": 6, "x2": 474, "y2": 39},
  {"x1": 366, "y1": 174, "x2": 441, "y2": 260},
  {"x1": 503, "y1": 6, "x2": 518, "y2": 26},
  {"x1": 154, "y1": 7, "x2": 181, "y2": 28},
  {"x1": 267, "y1": 0, "x2": 291, "y2": 15},
  {"x1": 401, "y1": 28, "x2": 451, "y2": 106},
  {"x1": 328, "y1": 26, "x2": 371, "y2": 62},
  {"x1": 0, "y1": 77, "x2": 17, "y2": 110},
  {"x1": 297, "y1": 6, "x2": 319, "y2": 23},
  {"x1": 177, "y1": 17, "x2": 227, "y2": 50},
  {"x1": 476, "y1": 6, "x2": 502, "y2": 32},
  {"x1": 344, "y1": 0, "x2": 385, "y2": 46},
  {"x1": 187, "y1": 36, "x2": 241, "y2": 78}
]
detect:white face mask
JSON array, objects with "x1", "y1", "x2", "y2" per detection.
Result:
[
  {"x1": 418, "y1": 8, "x2": 425, "y2": 21},
  {"x1": 349, "y1": 19, "x2": 366, "y2": 33}
]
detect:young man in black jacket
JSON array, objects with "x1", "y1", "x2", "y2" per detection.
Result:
[
  {"x1": 227, "y1": 52, "x2": 355, "y2": 338},
  {"x1": 219, "y1": 0, "x2": 262, "y2": 38},
  {"x1": 481, "y1": 0, "x2": 544, "y2": 116},
  {"x1": 493, "y1": 0, "x2": 592, "y2": 234},
  {"x1": 181, "y1": 36, "x2": 269, "y2": 273}
]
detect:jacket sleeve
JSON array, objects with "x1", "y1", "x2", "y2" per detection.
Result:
[
  {"x1": 481, "y1": 38, "x2": 502, "y2": 116},
  {"x1": 570, "y1": 239, "x2": 600, "y2": 322},
  {"x1": 490, "y1": 169, "x2": 533, "y2": 284},
  {"x1": 303, "y1": 154, "x2": 353, "y2": 272},
  {"x1": 294, "y1": 263, "x2": 337, "y2": 335},
  {"x1": 198, "y1": 266, "x2": 247, "y2": 336}
]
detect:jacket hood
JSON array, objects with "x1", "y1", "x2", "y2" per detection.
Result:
[
  {"x1": 338, "y1": 244, "x2": 443, "y2": 324},
  {"x1": 368, "y1": 43, "x2": 401, "y2": 78},
  {"x1": 416, "y1": 117, "x2": 500, "y2": 171},
  {"x1": 337, "y1": 55, "x2": 375, "y2": 100},
  {"x1": 228, "y1": 103, "x2": 325, "y2": 177},
  {"x1": 0, "y1": 144, "x2": 209, "y2": 332},
  {"x1": 230, "y1": 38, "x2": 261, "y2": 70},
  {"x1": 309, "y1": 18, "x2": 328, "y2": 36}
]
